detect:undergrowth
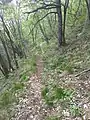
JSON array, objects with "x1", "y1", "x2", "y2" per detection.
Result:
[
  {"x1": 41, "y1": 85, "x2": 74, "y2": 106},
  {"x1": 46, "y1": 116, "x2": 61, "y2": 120},
  {"x1": 0, "y1": 55, "x2": 37, "y2": 119},
  {"x1": 40, "y1": 27, "x2": 90, "y2": 118},
  {"x1": 0, "y1": 25, "x2": 90, "y2": 119}
]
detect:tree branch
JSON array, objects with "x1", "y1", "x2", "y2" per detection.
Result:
[
  {"x1": 24, "y1": 6, "x2": 56, "y2": 14},
  {"x1": 24, "y1": 2, "x2": 65, "y2": 15},
  {"x1": 28, "y1": 12, "x2": 57, "y2": 35}
]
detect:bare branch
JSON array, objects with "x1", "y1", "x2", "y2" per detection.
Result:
[
  {"x1": 24, "y1": 5, "x2": 56, "y2": 14},
  {"x1": 24, "y1": 2, "x2": 65, "y2": 15},
  {"x1": 28, "y1": 12, "x2": 57, "y2": 35}
]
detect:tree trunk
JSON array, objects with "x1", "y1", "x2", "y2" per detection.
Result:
[
  {"x1": 56, "y1": 0, "x2": 63, "y2": 47},
  {"x1": 63, "y1": 6, "x2": 67, "y2": 45},
  {"x1": 39, "y1": 22, "x2": 49, "y2": 44},
  {"x1": 0, "y1": 53, "x2": 9, "y2": 78},
  {"x1": 0, "y1": 15, "x2": 19, "y2": 68},
  {"x1": 62, "y1": 0, "x2": 69, "y2": 45},
  {"x1": 0, "y1": 32, "x2": 14, "y2": 71},
  {"x1": 85, "y1": 0, "x2": 90, "y2": 22}
]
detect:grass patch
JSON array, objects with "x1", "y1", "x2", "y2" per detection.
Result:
[
  {"x1": 70, "y1": 104, "x2": 82, "y2": 117},
  {"x1": 11, "y1": 82, "x2": 25, "y2": 92},
  {"x1": 41, "y1": 85, "x2": 74, "y2": 106},
  {"x1": 44, "y1": 54, "x2": 74, "y2": 74},
  {"x1": 0, "y1": 81, "x2": 25, "y2": 119},
  {"x1": 46, "y1": 116, "x2": 61, "y2": 120},
  {"x1": 0, "y1": 54, "x2": 37, "y2": 119},
  {"x1": 0, "y1": 81, "x2": 25, "y2": 108},
  {"x1": 0, "y1": 90, "x2": 16, "y2": 108}
]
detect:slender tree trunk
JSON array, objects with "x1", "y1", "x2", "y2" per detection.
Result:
[
  {"x1": 39, "y1": 22, "x2": 49, "y2": 44},
  {"x1": 0, "y1": 67, "x2": 6, "y2": 76},
  {"x1": 0, "y1": 33, "x2": 14, "y2": 71},
  {"x1": 88, "y1": 0, "x2": 90, "y2": 21},
  {"x1": 85, "y1": 0, "x2": 90, "y2": 22},
  {"x1": 63, "y1": 0, "x2": 69, "y2": 45},
  {"x1": 56, "y1": 0, "x2": 63, "y2": 47},
  {"x1": 63, "y1": 7, "x2": 67, "y2": 45},
  {"x1": 0, "y1": 15, "x2": 19, "y2": 68},
  {"x1": 0, "y1": 53, "x2": 9, "y2": 78},
  {"x1": 47, "y1": 15, "x2": 57, "y2": 39}
]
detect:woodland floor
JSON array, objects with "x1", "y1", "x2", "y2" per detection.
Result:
[
  {"x1": 12, "y1": 55, "x2": 57, "y2": 120},
  {"x1": 11, "y1": 55, "x2": 46, "y2": 120},
  {"x1": 11, "y1": 54, "x2": 90, "y2": 120},
  {"x1": 1, "y1": 30, "x2": 90, "y2": 120}
]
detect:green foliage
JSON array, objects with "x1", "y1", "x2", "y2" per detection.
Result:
[
  {"x1": 19, "y1": 55, "x2": 36, "y2": 81},
  {"x1": 45, "y1": 55, "x2": 74, "y2": 74},
  {"x1": 41, "y1": 85, "x2": 74, "y2": 106},
  {"x1": 70, "y1": 104, "x2": 82, "y2": 117},
  {"x1": 41, "y1": 86, "x2": 49, "y2": 98},
  {"x1": 0, "y1": 54, "x2": 37, "y2": 118},
  {"x1": 0, "y1": 90, "x2": 16, "y2": 108},
  {"x1": 41, "y1": 86, "x2": 54, "y2": 106},
  {"x1": 11, "y1": 82, "x2": 24, "y2": 92},
  {"x1": 20, "y1": 74, "x2": 29, "y2": 82},
  {"x1": 0, "y1": 82, "x2": 25, "y2": 109},
  {"x1": 0, "y1": 110, "x2": 9, "y2": 120},
  {"x1": 0, "y1": 81, "x2": 25, "y2": 119},
  {"x1": 30, "y1": 55, "x2": 37, "y2": 73},
  {"x1": 55, "y1": 87, "x2": 66, "y2": 99},
  {"x1": 64, "y1": 64, "x2": 74, "y2": 74}
]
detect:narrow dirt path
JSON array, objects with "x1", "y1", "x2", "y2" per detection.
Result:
[
  {"x1": 12, "y1": 55, "x2": 90, "y2": 120},
  {"x1": 12, "y1": 55, "x2": 51, "y2": 120}
]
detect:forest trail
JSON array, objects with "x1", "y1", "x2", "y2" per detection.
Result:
[
  {"x1": 12, "y1": 55, "x2": 90, "y2": 120},
  {"x1": 36, "y1": 55, "x2": 44, "y2": 80},
  {"x1": 12, "y1": 55, "x2": 52, "y2": 120}
]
